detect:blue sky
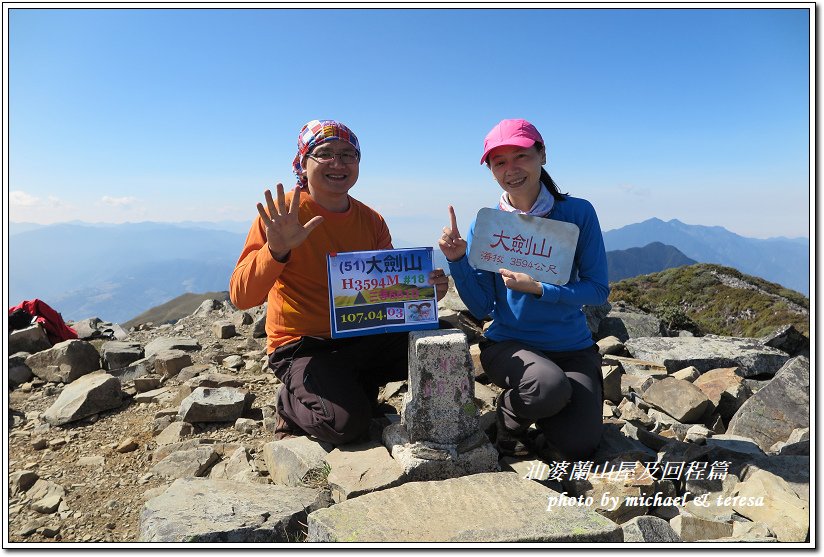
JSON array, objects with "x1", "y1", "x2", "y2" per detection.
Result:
[{"x1": 7, "y1": 6, "x2": 811, "y2": 247}]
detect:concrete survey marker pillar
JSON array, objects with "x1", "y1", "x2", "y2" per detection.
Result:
[
  {"x1": 383, "y1": 329, "x2": 498, "y2": 480},
  {"x1": 403, "y1": 330, "x2": 478, "y2": 444}
]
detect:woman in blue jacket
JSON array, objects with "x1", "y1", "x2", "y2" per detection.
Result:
[{"x1": 439, "y1": 118, "x2": 609, "y2": 460}]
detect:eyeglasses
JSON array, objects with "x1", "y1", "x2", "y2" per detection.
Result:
[{"x1": 306, "y1": 151, "x2": 360, "y2": 164}]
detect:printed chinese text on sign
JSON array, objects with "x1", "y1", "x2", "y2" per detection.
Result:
[{"x1": 468, "y1": 208, "x2": 580, "y2": 285}]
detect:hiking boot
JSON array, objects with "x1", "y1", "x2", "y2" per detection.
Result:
[
  {"x1": 533, "y1": 435, "x2": 568, "y2": 463},
  {"x1": 271, "y1": 408, "x2": 304, "y2": 441},
  {"x1": 494, "y1": 393, "x2": 530, "y2": 458}
]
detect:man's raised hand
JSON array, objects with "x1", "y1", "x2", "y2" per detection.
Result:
[{"x1": 256, "y1": 183, "x2": 324, "y2": 262}]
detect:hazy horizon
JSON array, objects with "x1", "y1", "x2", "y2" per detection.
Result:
[{"x1": 8, "y1": 7, "x2": 812, "y2": 245}]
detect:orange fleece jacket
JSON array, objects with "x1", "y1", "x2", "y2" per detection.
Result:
[{"x1": 230, "y1": 191, "x2": 392, "y2": 353}]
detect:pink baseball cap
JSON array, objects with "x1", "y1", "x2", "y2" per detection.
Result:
[{"x1": 480, "y1": 118, "x2": 544, "y2": 164}]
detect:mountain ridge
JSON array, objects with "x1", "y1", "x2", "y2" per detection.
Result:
[{"x1": 603, "y1": 217, "x2": 809, "y2": 295}]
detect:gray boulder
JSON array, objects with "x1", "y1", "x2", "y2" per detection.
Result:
[
  {"x1": 178, "y1": 387, "x2": 249, "y2": 423},
  {"x1": 72, "y1": 317, "x2": 128, "y2": 340},
  {"x1": 621, "y1": 515, "x2": 681, "y2": 542},
  {"x1": 692, "y1": 367, "x2": 752, "y2": 420},
  {"x1": 139, "y1": 478, "x2": 330, "y2": 542},
  {"x1": 154, "y1": 349, "x2": 193, "y2": 378},
  {"x1": 108, "y1": 355, "x2": 154, "y2": 384},
  {"x1": 9, "y1": 324, "x2": 51, "y2": 354},
  {"x1": 727, "y1": 356, "x2": 810, "y2": 451},
  {"x1": 262, "y1": 437, "x2": 332, "y2": 487},
  {"x1": 252, "y1": 313, "x2": 267, "y2": 338},
  {"x1": 642, "y1": 377, "x2": 712, "y2": 423},
  {"x1": 144, "y1": 337, "x2": 201, "y2": 358},
  {"x1": 101, "y1": 341, "x2": 144, "y2": 371},
  {"x1": 25, "y1": 339, "x2": 101, "y2": 383},
  {"x1": 42, "y1": 372, "x2": 123, "y2": 425},
  {"x1": 596, "y1": 303, "x2": 665, "y2": 342},
  {"x1": 151, "y1": 446, "x2": 219, "y2": 479},
  {"x1": 760, "y1": 324, "x2": 809, "y2": 357},
  {"x1": 624, "y1": 335, "x2": 790, "y2": 377},
  {"x1": 307, "y1": 472, "x2": 623, "y2": 542},
  {"x1": 582, "y1": 301, "x2": 611, "y2": 337},
  {"x1": 9, "y1": 353, "x2": 34, "y2": 387}
]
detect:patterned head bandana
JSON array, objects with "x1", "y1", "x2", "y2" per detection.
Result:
[{"x1": 292, "y1": 119, "x2": 361, "y2": 187}]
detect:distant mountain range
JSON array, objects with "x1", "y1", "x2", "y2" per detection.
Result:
[
  {"x1": 606, "y1": 242, "x2": 697, "y2": 283},
  {"x1": 603, "y1": 218, "x2": 809, "y2": 295},
  {"x1": 9, "y1": 222, "x2": 247, "y2": 324},
  {"x1": 8, "y1": 218, "x2": 809, "y2": 324}
]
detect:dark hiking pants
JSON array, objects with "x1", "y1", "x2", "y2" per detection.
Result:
[
  {"x1": 268, "y1": 333, "x2": 408, "y2": 445},
  {"x1": 480, "y1": 339, "x2": 604, "y2": 460}
]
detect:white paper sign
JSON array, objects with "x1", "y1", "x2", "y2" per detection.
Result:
[{"x1": 468, "y1": 208, "x2": 580, "y2": 285}]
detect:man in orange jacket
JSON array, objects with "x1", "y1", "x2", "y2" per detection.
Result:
[{"x1": 230, "y1": 119, "x2": 448, "y2": 445}]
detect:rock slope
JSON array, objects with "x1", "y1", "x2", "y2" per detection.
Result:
[{"x1": 6, "y1": 283, "x2": 811, "y2": 544}]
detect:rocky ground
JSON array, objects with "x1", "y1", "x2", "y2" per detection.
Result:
[
  {"x1": 6, "y1": 284, "x2": 811, "y2": 544},
  {"x1": 8, "y1": 302, "x2": 329, "y2": 542}
]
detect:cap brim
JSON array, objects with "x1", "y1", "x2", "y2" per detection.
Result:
[{"x1": 479, "y1": 137, "x2": 537, "y2": 164}]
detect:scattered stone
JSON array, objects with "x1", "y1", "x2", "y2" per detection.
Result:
[
  {"x1": 139, "y1": 477, "x2": 330, "y2": 542},
  {"x1": 9, "y1": 323, "x2": 52, "y2": 355},
  {"x1": 221, "y1": 355, "x2": 244, "y2": 370},
  {"x1": 378, "y1": 380, "x2": 406, "y2": 403},
  {"x1": 669, "y1": 513, "x2": 733, "y2": 541},
  {"x1": 10, "y1": 470, "x2": 39, "y2": 495},
  {"x1": 624, "y1": 336, "x2": 790, "y2": 377},
  {"x1": 31, "y1": 438, "x2": 48, "y2": 450},
  {"x1": 108, "y1": 355, "x2": 154, "y2": 384},
  {"x1": 671, "y1": 366, "x2": 700, "y2": 382},
  {"x1": 212, "y1": 321, "x2": 236, "y2": 339},
  {"x1": 155, "y1": 422, "x2": 194, "y2": 446},
  {"x1": 178, "y1": 387, "x2": 249, "y2": 423},
  {"x1": 177, "y1": 364, "x2": 213, "y2": 383},
  {"x1": 642, "y1": 377, "x2": 712, "y2": 423},
  {"x1": 308, "y1": 472, "x2": 623, "y2": 542},
  {"x1": 705, "y1": 434, "x2": 764, "y2": 456},
  {"x1": 154, "y1": 349, "x2": 193, "y2": 379},
  {"x1": 621, "y1": 515, "x2": 681, "y2": 542},
  {"x1": 597, "y1": 304, "x2": 665, "y2": 342},
  {"x1": 72, "y1": 317, "x2": 128, "y2": 340},
  {"x1": 234, "y1": 418, "x2": 258, "y2": 434},
  {"x1": 604, "y1": 355, "x2": 668, "y2": 379},
  {"x1": 42, "y1": 372, "x2": 123, "y2": 426},
  {"x1": 18, "y1": 517, "x2": 49, "y2": 537},
  {"x1": 144, "y1": 337, "x2": 201, "y2": 358},
  {"x1": 693, "y1": 367, "x2": 751, "y2": 420},
  {"x1": 732, "y1": 468, "x2": 809, "y2": 542},
  {"x1": 101, "y1": 341, "x2": 144, "y2": 371},
  {"x1": 732, "y1": 521, "x2": 775, "y2": 540},
  {"x1": 185, "y1": 373, "x2": 244, "y2": 389},
  {"x1": 232, "y1": 311, "x2": 254, "y2": 327},
  {"x1": 116, "y1": 437, "x2": 139, "y2": 453},
  {"x1": 77, "y1": 455, "x2": 105, "y2": 467},
  {"x1": 9, "y1": 354, "x2": 34, "y2": 388},
  {"x1": 48, "y1": 438, "x2": 67, "y2": 450},
  {"x1": 262, "y1": 437, "x2": 332, "y2": 487},
  {"x1": 597, "y1": 335, "x2": 625, "y2": 356},
  {"x1": 151, "y1": 446, "x2": 219, "y2": 480},
  {"x1": 760, "y1": 324, "x2": 809, "y2": 356},
  {"x1": 684, "y1": 425, "x2": 712, "y2": 444},
  {"x1": 25, "y1": 339, "x2": 101, "y2": 383},
  {"x1": 134, "y1": 387, "x2": 174, "y2": 404},
  {"x1": 325, "y1": 441, "x2": 406, "y2": 502},
  {"x1": 133, "y1": 377, "x2": 161, "y2": 393},
  {"x1": 727, "y1": 356, "x2": 809, "y2": 451},
  {"x1": 601, "y1": 364, "x2": 623, "y2": 403}
]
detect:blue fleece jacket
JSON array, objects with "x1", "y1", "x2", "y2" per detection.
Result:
[{"x1": 448, "y1": 195, "x2": 609, "y2": 352}]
